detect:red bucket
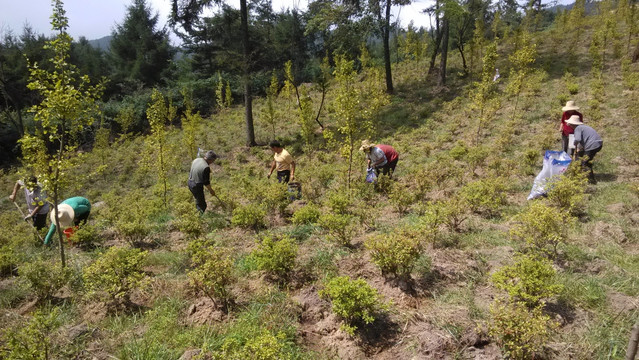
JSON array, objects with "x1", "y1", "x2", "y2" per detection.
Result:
[{"x1": 63, "y1": 227, "x2": 74, "y2": 239}]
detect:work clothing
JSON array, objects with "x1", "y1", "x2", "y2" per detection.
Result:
[
  {"x1": 188, "y1": 157, "x2": 211, "y2": 213},
  {"x1": 44, "y1": 197, "x2": 91, "y2": 244},
  {"x1": 277, "y1": 170, "x2": 291, "y2": 183},
  {"x1": 273, "y1": 149, "x2": 294, "y2": 172},
  {"x1": 573, "y1": 125, "x2": 603, "y2": 151},
  {"x1": 561, "y1": 110, "x2": 583, "y2": 154},
  {"x1": 17, "y1": 180, "x2": 49, "y2": 230},
  {"x1": 368, "y1": 145, "x2": 399, "y2": 176}
]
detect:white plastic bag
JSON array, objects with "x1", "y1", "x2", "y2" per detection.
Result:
[
  {"x1": 366, "y1": 168, "x2": 377, "y2": 183},
  {"x1": 527, "y1": 150, "x2": 572, "y2": 200}
]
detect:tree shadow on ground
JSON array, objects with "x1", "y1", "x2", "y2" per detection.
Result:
[
  {"x1": 356, "y1": 312, "x2": 401, "y2": 356},
  {"x1": 545, "y1": 299, "x2": 577, "y2": 325},
  {"x1": 595, "y1": 172, "x2": 617, "y2": 183}
]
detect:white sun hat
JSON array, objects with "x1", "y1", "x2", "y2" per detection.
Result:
[
  {"x1": 565, "y1": 115, "x2": 584, "y2": 126},
  {"x1": 562, "y1": 100, "x2": 580, "y2": 112},
  {"x1": 50, "y1": 203, "x2": 74, "y2": 228}
]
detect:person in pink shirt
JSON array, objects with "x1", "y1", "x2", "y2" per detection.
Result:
[
  {"x1": 559, "y1": 100, "x2": 583, "y2": 154},
  {"x1": 359, "y1": 140, "x2": 399, "y2": 178}
]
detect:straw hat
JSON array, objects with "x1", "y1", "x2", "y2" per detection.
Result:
[
  {"x1": 562, "y1": 100, "x2": 580, "y2": 112},
  {"x1": 359, "y1": 140, "x2": 376, "y2": 152},
  {"x1": 50, "y1": 204, "x2": 74, "y2": 228},
  {"x1": 565, "y1": 115, "x2": 584, "y2": 126}
]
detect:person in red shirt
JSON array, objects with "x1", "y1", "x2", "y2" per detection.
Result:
[
  {"x1": 559, "y1": 100, "x2": 583, "y2": 154},
  {"x1": 359, "y1": 140, "x2": 399, "y2": 178}
]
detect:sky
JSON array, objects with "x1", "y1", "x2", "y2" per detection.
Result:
[{"x1": 0, "y1": 0, "x2": 432, "y2": 45}]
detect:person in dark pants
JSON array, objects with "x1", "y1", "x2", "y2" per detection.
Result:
[
  {"x1": 267, "y1": 140, "x2": 295, "y2": 184},
  {"x1": 359, "y1": 140, "x2": 399, "y2": 178},
  {"x1": 188, "y1": 150, "x2": 217, "y2": 213},
  {"x1": 566, "y1": 115, "x2": 603, "y2": 183},
  {"x1": 559, "y1": 101, "x2": 584, "y2": 155},
  {"x1": 9, "y1": 176, "x2": 50, "y2": 230}
]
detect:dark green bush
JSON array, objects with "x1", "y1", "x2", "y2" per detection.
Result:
[{"x1": 20, "y1": 258, "x2": 70, "y2": 300}]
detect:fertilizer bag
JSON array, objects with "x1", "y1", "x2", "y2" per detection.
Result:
[
  {"x1": 527, "y1": 150, "x2": 572, "y2": 200},
  {"x1": 366, "y1": 168, "x2": 378, "y2": 183}
]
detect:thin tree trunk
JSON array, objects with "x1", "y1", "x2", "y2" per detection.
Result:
[
  {"x1": 428, "y1": 32, "x2": 443, "y2": 75},
  {"x1": 383, "y1": 0, "x2": 393, "y2": 93},
  {"x1": 439, "y1": 17, "x2": 449, "y2": 86},
  {"x1": 457, "y1": 43, "x2": 468, "y2": 74},
  {"x1": 632, "y1": 41, "x2": 639, "y2": 63},
  {"x1": 54, "y1": 131, "x2": 66, "y2": 268},
  {"x1": 240, "y1": 0, "x2": 256, "y2": 147}
]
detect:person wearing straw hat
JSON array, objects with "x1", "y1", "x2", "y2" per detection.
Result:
[
  {"x1": 9, "y1": 175, "x2": 50, "y2": 230},
  {"x1": 566, "y1": 115, "x2": 603, "y2": 183},
  {"x1": 188, "y1": 150, "x2": 218, "y2": 213},
  {"x1": 559, "y1": 100, "x2": 583, "y2": 154},
  {"x1": 44, "y1": 196, "x2": 91, "y2": 245},
  {"x1": 359, "y1": 140, "x2": 399, "y2": 178}
]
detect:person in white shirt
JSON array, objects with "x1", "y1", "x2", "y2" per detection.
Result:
[{"x1": 9, "y1": 176, "x2": 50, "y2": 229}]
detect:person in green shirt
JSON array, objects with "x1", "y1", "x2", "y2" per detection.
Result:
[{"x1": 44, "y1": 196, "x2": 91, "y2": 245}]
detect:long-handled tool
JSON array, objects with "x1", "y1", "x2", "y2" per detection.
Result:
[{"x1": 12, "y1": 200, "x2": 45, "y2": 243}]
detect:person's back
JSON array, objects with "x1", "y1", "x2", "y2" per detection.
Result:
[
  {"x1": 574, "y1": 125, "x2": 603, "y2": 151},
  {"x1": 376, "y1": 144, "x2": 398, "y2": 163},
  {"x1": 189, "y1": 157, "x2": 210, "y2": 184}
]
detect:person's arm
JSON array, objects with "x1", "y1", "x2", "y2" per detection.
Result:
[
  {"x1": 290, "y1": 161, "x2": 296, "y2": 181},
  {"x1": 205, "y1": 184, "x2": 215, "y2": 196},
  {"x1": 267, "y1": 160, "x2": 276, "y2": 179},
  {"x1": 44, "y1": 223, "x2": 56, "y2": 245},
  {"x1": 24, "y1": 204, "x2": 43, "y2": 220},
  {"x1": 9, "y1": 181, "x2": 20, "y2": 202}
]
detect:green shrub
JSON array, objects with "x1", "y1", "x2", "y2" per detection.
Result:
[
  {"x1": 563, "y1": 72, "x2": 579, "y2": 95},
  {"x1": 433, "y1": 196, "x2": 469, "y2": 233},
  {"x1": 20, "y1": 258, "x2": 71, "y2": 300},
  {"x1": 102, "y1": 190, "x2": 153, "y2": 244},
  {"x1": 510, "y1": 201, "x2": 570, "y2": 257},
  {"x1": 388, "y1": 182, "x2": 416, "y2": 215},
  {"x1": 291, "y1": 203, "x2": 321, "y2": 225},
  {"x1": 318, "y1": 213, "x2": 356, "y2": 246},
  {"x1": 262, "y1": 182, "x2": 289, "y2": 215},
  {"x1": 1, "y1": 308, "x2": 61, "y2": 360},
  {"x1": 326, "y1": 189, "x2": 351, "y2": 214},
  {"x1": 231, "y1": 204, "x2": 267, "y2": 230},
  {"x1": 213, "y1": 331, "x2": 290, "y2": 360},
  {"x1": 459, "y1": 177, "x2": 507, "y2": 217},
  {"x1": 83, "y1": 246, "x2": 148, "y2": 304},
  {"x1": 365, "y1": 232, "x2": 422, "y2": 279},
  {"x1": 491, "y1": 253, "x2": 563, "y2": 307},
  {"x1": 172, "y1": 201, "x2": 203, "y2": 238},
  {"x1": 521, "y1": 149, "x2": 540, "y2": 175},
  {"x1": 449, "y1": 140, "x2": 468, "y2": 160},
  {"x1": 546, "y1": 164, "x2": 588, "y2": 215},
  {"x1": 489, "y1": 299, "x2": 558, "y2": 360},
  {"x1": 70, "y1": 224, "x2": 102, "y2": 248},
  {"x1": 188, "y1": 246, "x2": 234, "y2": 307},
  {"x1": 319, "y1": 276, "x2": 389, "y2": 335},
  {"x1": 252, "y1": 235, "x2": 298, "y2": 279}
]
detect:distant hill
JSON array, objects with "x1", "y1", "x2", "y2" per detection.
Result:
[{"x1": 88, "y1": 36, "x2": 112, "y2": 51}]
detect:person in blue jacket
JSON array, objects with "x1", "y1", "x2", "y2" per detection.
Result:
[{"x1": 44, "y1": 196, "x2": 91, "y2": 245}]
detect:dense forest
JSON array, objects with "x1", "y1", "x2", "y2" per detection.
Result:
[{"x1": 1, "y1": 0, "x2": 639, "y2": 358}]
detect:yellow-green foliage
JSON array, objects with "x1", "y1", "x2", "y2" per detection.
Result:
[
  {"x1": 188, "y1": 246, "x2": 233, "y2": 305},
  {"x1": 318, "y1": 213, "x2": 356, "y2": 246},
  {"x1": 291, "y1": 203, "x2": 321, "y2": 225},
  {"x1": 320, "y1": 276, "x2": 389, "y2": 335},
  {"x1": 365, "y1": 232, "x2": 422, "y2": 278},
  {"x1": 145, "y1": 88, "x2": 176, "y2": 208},
  {"x1": 216, "y1": 72, "x2": 226, "y2": 109},
  {"x1": 262, "y1": 70, "x2": 279, "y2": 137},
  {"x1": 489, "y1": 299, "x2": 558, "y2": 360},
  {"x1": 459, "y1": 177, "x2": 507, "y2": 217},
  {"x1": 69, "y1": 224, "x2": 102, "y2": 248},
  {"x1": 0, "y1": 213, "x2": 30, "y2": 273},
  {"x1": 491, "y1": 253, "x2": 563, "y2": 307},
  {"x1": 562, "y1": 72, "x2": 579, "y2": 95},
  {"x1": 506, "y1": 30, "x2": 537, "y2": 109},
  {"x1": 326, "y1": 189, "x2": 351, "y2": 214},
  {"x1": 231, "y1": 204, "x2": 267, "y2": 230},
  {"x1": 252, "y1": 235, "x2": 298, "y2": 278},
  {"x1": 398, "y1": 23, "x2": 427, "y2": 60},
  {"x1": 546, "y1": 165, "x2": 588, "y2": 215},
  {"x1": 622, "y1": 57, "x2": 639, "y2": 90},
  {"x1": 102, "y1": 190, "x2": 154, "y2": 244},
  {"x1": 431, "y1": 196, "x2": 469, "y2": 233},
  {"x1": 94, "y1": 126, "x2": 110, "y2": 167},
  {"x1": 173, "y1": 201, "x2": 203, "y2": 239},
  {"x1": 213, "y1": 331, "x2": 290, "y2": 360},
  {"x1": 20, "y1": 258, "x2": 70, "y2": 300},
  {"x1": 83, "y1": 246, "x2": 148, "y2": 304},
  {"x1": 1, "y1": 308, "x2": 61, "y2": 360},
  {"x1": 470, "y1": 41, "x2": 500, "y2": 143},
  {"x1": 388, "y1": 182, "x2": 416, "y2": 215},
  {"x1": 115, "y1": 103, "x2": 136, "y2": 137},
  {"x1": 510, "y1": 201, "x2": 570, "y2": 256}
]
